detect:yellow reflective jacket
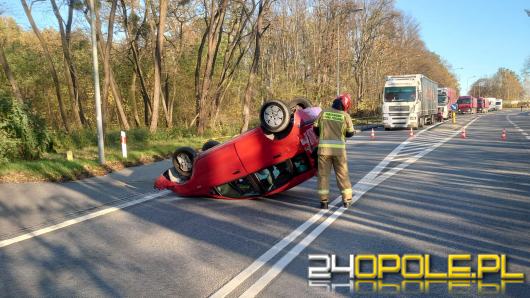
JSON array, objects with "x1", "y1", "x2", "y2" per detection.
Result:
[{"x1": 313, "y1": 108, "x2": 354, "y2": 156}]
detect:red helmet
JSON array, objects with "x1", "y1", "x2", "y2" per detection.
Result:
[{"x1": 337, "y1": 93, "x2": 352, "y2": 111}]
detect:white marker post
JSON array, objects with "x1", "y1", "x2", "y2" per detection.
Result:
[{"x1": 120, "y1": 131, "x2": 127, "y2": 158}]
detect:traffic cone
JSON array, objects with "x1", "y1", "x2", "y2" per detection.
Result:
[
  {"x1": 461, "y1": 128, "x2": 467, "y2": 139},
  {"x1": 370, "y1": 128, "x2": 375, "y2": 140},
  {"x1": 409, "y1": 127, "x2": 414, "y2": 137},
  {"x1": 501, "y1": 128, "x2": 507, "y2": 141}
]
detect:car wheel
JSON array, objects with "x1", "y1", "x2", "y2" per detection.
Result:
[
  {"x1": 202, "y1": 140, "x2": 220, "y2": 151},
  {"x1": 172, "y1": 147, "x2": 196, "y2": 177},
  {"x1": 288, "y1": 98, "x2": 312, "y2": 112},
  {"x1": 260, "y1": 99, "x2": 290, "y2": 133}
]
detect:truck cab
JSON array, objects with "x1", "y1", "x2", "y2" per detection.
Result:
[{"x1": 382, "y1": 74, "x2": 438, "y2": 129}]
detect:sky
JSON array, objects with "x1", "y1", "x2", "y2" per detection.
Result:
[
  {"x1": 395, "y1": 0, "x2": 530, "y2": 93},
  {"x1": 1, "y1": 0, "x2": 529, "y2": 94}
]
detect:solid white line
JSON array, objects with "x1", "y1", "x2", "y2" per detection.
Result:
[
  {"x1": 210, "y1": 122, "x2": 446, "y2": 298},
  {"x1": 0, "y1": 190, "x2": 173, "y2": 248},
  {"x1": 238, "y1": 117, "x2": 480, "y2": 298}
]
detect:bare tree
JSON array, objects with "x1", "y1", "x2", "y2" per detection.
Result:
[
  {"x1": 20, "y1": 0, "x2": 70, "y2": 132},
  {"x1": 241, "y1": 0, "x2": 271, "y2": 133},
  {"x1": 50, "y1": 0, "x2": 87, "y2": 127}
]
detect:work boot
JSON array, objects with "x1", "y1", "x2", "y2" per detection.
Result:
[
  {"x1": 320, "y1": 202, "x2": 329, "y2": 209},
  {"x1": 343, "y1": 201, "x2": 352, "y2": 208}
]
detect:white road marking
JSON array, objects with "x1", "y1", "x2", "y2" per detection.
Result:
[
  {"x1": 237, "y1": 117, "x2": 480, "y2": 298},
  {"x1": 210, "y1": 122, "x2": 451, "y2": 298},
  {"x1": 507, "y1": 115, "x2": 528, "y2": 140},
  {"x1": 0, "y1": 190, "x2": 173, "y2": 249}
]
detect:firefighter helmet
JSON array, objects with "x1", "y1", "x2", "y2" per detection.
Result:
[{"x1": 332, "y1": 93, "x2": 352, "y2": 111}]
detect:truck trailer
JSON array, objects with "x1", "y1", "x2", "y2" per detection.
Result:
[
  {"x1": 495, "y1": 99, "x2": 503, "y2": 110},
  {"x1": 437, "y1": 87, "x2": 458, "y2": 119},
  {"x1": 486, "y1": 97, "x2": 497, "y2": 111},
  {"x1": 383, "y1": 74, "x2": 439, "y2": 130},
  {"x1": 457, "y1": 96, "x2": 477, "y2": 114}
]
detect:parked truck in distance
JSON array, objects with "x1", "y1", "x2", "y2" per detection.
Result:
[
  {"x1": 486, "y1": 97, "x2": 497, "y2": 111},
  {"x1": 383, "y1": 74, "x2": 439, "y2": 130},
  {"x1": 495, "y1": 99, "x2": 503, "y2": 110},
  {"x1": 437, "y1": 87, "x2": 458, "y2": 119},
  {"x1": 457, "y1": 96, "x2": 477, "y2": 114},
  {"x1": 477, "y1": 97, "x2": 489, "y2": 113}
]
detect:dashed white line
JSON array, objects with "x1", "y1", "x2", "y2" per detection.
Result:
[{"x1": 0, "y1": 190, "x2": 174, "y2": 248}]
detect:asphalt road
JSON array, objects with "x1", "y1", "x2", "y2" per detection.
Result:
[{"x1": 1, "y1": 110, "x2": 529, "y2": 297}]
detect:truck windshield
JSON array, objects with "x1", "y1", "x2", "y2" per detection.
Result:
[
  {"x1": 438, "y1": 95, "x2": 448, "y2": 104},
  {"x1": 496, "y1": 101, "x2": 501, "y2": 105},
  {"x1": 457, "y1": 98, "x2": 471, "y2": 104},
  {"x1": 384, "y1": 86, "x2": 416, "y2": 102}
]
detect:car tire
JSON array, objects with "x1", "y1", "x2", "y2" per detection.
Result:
[
  {"x1": 260, "y1": 99, "x2": 291, "y2": 134},
  {"x1": 172, "y1": 147, "x2": 196, "y2": 177},
  {"x1": 202, "y1": 140, "x2": 220, "y2": 151},
  {"x1": 288, "y1": 98, "x2": 312, "y2": 112}
]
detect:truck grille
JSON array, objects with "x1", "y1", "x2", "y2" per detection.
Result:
[{"x1": 389, "y1": 106, "x2": 409, "y2": 112}]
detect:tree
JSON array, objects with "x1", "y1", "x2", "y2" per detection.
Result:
[
  {"x1": 50, "y1": 0, "x2": 87, "y2": 127},
  {"x1": 149, "y1": 0, "x2": 169, "y2": 132},
  {"x1": 241, "y1": 0, "x2": 271, "y2": 133},
  {"x1": 20, "y1": 0, "x2": 70, "y2": 131}
]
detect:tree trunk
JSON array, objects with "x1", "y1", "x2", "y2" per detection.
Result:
[
  {"x1": 21, "y1": 0, "x2": 69, "y2": 132},
  {"x1": 119, "y1": 0, "x2": 152, "y2": 126},
  {"x1": 0, "y1": 41, "x2": 24, "y2": 103},
  {"x1": 50, "y1": 0, "x2": 85, "y2": 127},
  {"x1": 129, "y1": 72, "x2": 141, "y2": 127},
  {"x1": 241, "y1": 0, "x2": 270, "y2": 133},
  {"x1": 149, "y1": 0, "x2": 169, "y2": 132},
  {"x1": 92, "y1": 0, "x2": 130, "y2": 130}
]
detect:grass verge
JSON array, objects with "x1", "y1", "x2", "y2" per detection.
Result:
[{"x1": 0, "y1": 136, "x2": 231, "y2": 183}]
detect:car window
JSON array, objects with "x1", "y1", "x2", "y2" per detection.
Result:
[
  {"x1": 292, "y1": 154, "x2": 310, "y2": 174},
  {"x1": 215, "y1": 177, "x2": 260, "y2": 198}
]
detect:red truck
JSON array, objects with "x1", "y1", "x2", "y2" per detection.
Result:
[
  {"x1": 457, "y1": 96, "x2": 477, "y2": 114},
  {"x1": 477, "y1": 97, "x2": 489, "y2": 113}
]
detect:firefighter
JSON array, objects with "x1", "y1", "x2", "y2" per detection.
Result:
[{"x1": 313, "y1": 93, "x2": 355, "y2": 209}]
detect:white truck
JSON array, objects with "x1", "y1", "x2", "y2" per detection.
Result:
[
  {"x1": 382, "y1": 74, "x2": 439, "y2": 130},
  {"x1": 495, "y1": 98, "x2": 503, "y2": 110},
  {"x1": 486, "y1": 97, "x2": 497, "y2": 111}
]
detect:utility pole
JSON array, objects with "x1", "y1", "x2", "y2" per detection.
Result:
[{"x1": 89, "y1": 0, "x2": 105, "y2": 164}]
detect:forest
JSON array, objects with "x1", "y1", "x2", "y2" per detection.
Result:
[{"x1": 0, "y1": 0, "x2": 524, "y2": 170}]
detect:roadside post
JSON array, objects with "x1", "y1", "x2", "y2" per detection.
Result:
[
  {"x1": 121, "y1": 131, "x2": 127, "y2": 158},
  {"x1": 451, "y1": 103, "x2": 457, "y2": 124}
]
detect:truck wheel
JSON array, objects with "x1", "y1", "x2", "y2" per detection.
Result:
[
  {"x1": 288, "y1": 98, "x2": 312, "y2": 112},
  {"x1": 172, "y1": 147, "x2": 196, "y2": 177},
  {"x1": 260, "y1": 99, "x2": 291, "y2": 134},
  {"x1": 202, "y1": 140, "x2": 220, "y2": 151},
  {"x1": 419, "y1": 117, "x2": 424, "y2": 128}
]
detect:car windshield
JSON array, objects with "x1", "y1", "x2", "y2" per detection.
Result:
[
  {"x1": 438, "y1": 95, "x2": 447, "y2": 104},
  {"x1": 458, "y1": 98, "x2": 471, "y2": 104},
  {"x1": 496, "y1": 101, "x2": 501, "y2": 105},
  {"x1": 384, "y1": 86, "x2": 416, "y2": 102}
]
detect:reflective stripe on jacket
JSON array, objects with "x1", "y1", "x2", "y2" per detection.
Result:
[{"x1": 313, "y1": 108, "x2": 354, "y2": 156}]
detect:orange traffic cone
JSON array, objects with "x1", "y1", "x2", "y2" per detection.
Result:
[
  {"x1": 370, "y1": 128, "x2": 375, "y2": 140},
  {"x1": 461, "y1": 127, "x2": 467, "y2": 139},
  {"x1": 409, "y1": 127, "x2": 414, "y2": 137},
  {"x1": 501, "y1": 128, "x2": 507, "y2": 141}
]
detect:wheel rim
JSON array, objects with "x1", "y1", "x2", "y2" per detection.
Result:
[
  {"x1": 263, "y1": 105, "x2": 285, "y2": 128},
  {"x1": 176, "y1": 153, "x2": 192, "y2": 172}
]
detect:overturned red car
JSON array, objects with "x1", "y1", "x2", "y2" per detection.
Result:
[{"x1": 154, "y1": 99, "x2": 321, "y2": 199}]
